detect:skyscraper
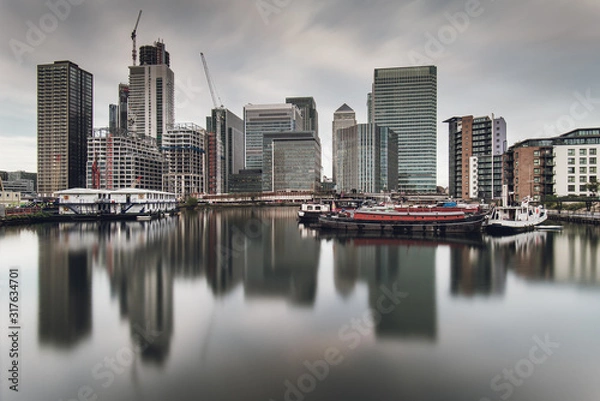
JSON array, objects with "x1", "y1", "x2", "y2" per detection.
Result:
[
  {"x1": 445, "y1": 115, "x2": 507, "y2": 199},
  {"x1": 332, "y1": 104, "x2": 357, "y2": 183},
  {"x1": 244, "y1": 103, "x2": 303, "y2": 170},
  {"x1": 37, "y1": 60, "x2": 93, "y2": 196},
  {"x1": 286, "y1": 97, "x2": 319, "y2": 135},
  {"x1": 334, "y1": 124, "x2": 397, "y2": 193},
  {"x1": 371, "y1": 66, "x2": 437, "y2": 193},
  {"x1": 206, "y1": 108, "x2": 244, "y2": 193},
  {"x1": 128, "y1": 40, "x2": 174, "y2": 147}
]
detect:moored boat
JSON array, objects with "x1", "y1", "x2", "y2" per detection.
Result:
[
  {"x1": 318, "y1": 207, "x2": 487, "y2": 235},
  {"x1": 297, "y1": 203, "x2": 331, "y2": 224},
  {"x1": 484, "y1": 197, "x2": 547, "y2": 236}
]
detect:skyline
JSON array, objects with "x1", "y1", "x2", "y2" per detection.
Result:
[{"x1": 2, "y1": 0, "x2": 600, "y2": 187}]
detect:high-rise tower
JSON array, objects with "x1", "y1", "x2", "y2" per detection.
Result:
[
  {"x1": 332, "y1": 104, "x2": 357, "y2": 183},
  {"x1": 128, "y1": 40, "x2": 174, "y2": 147},
  {"x1": 37, "y1": 60, "x2": 93, "y2": 196},
  {"x1": 371, "y1": 66, "x2": 437, "y2": 193}
]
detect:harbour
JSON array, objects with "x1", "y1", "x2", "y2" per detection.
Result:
[{"x1": 1, "y1": 207, "x2": 599, "y2": 401}]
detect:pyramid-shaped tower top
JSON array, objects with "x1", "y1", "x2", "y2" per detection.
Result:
[{"x1": 335, "y1": 103, "x2": 354, "y2": 113}]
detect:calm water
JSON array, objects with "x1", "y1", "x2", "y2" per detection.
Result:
[{"x1": 1, "y1": 207, "x2": 599, "y2": 401}]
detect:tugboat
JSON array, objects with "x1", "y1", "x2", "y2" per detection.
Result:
[{"x1": 485, "y1": 196, "x2": 547, "y2": 236}]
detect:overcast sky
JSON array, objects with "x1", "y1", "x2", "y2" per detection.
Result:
[{"x1": 1, "y1": 0, "x2": 600, "y2": 186}]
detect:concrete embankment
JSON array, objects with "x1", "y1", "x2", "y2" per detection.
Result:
[{"x1": 547, "y1": 210, "x2": 600, "y2": 225}]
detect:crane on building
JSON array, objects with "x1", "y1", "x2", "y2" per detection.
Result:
[
  {"x1": 200, "y1": 52, "x2": 224, "y2": 109},
  {"x1": 131, "y1": 10, "x2": 142, "y2": 66}
]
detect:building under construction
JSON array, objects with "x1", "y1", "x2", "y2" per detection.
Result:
[
  {"x1": 87, "y1": 128, "x2": 164, "y2": 191},
  {"x1": 162, "y1": 123, "x2": 207, "y2": 198}
]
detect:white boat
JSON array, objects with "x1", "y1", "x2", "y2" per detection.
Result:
[
  {"x1": 298, "y1": 203, "x2": 331, "y2": 224},
  {"x1": 485, "y1": 197, "x2": 548, "y2": 235}
]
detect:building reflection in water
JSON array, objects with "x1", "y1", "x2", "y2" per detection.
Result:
[
  {"x1": 450, "y1": 238, "x2": 505, "y2": 297},
  {"x1": 332, "y1": 236, "x2": 438, "y2": 341},
  {"x1": 242, "y1": 208, "x2": 320, "y2": 306},
  {"x1": 38, "y1": 225, "x2": 92, "y2": 348}
]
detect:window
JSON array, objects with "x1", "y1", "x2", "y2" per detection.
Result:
[
  {"x1": 534, "y1": 185, "x2": 541, "y2": 192},
  {"x1": 568, "y1": 149, "x2": 575, "y2": 156},
  {"x1": 580, "y1": 149, "x2": 587, "y2": 156},
  {"x1": 590, "y1": 149, "x2": 597, "y2": 156},
  {"x1": 591, "y1": 176, "x2": 597, "y2": 183},
  {"x1": 534, "y1": 150, "x2": 540, "y2": 156},
  {"x1": 568, "y1": 167, "x2": 575, "y2": 174},
  {"x1": 534, "y1": 168, "x2": 540, "y2": 174},
  {"x1": 580, "y1": 167, "x2": 587, "y2": 174},
  {"x1": 590, "y1": 157, "x2": 597, "y2": 165},
  {"x1": 568, "y1": 176, "x2": 576, "y2": 183},
  {"x1": 534, "y1": 177, "x2": 540, "y2": 183},
  {"x1": 568, "y1": 185, "x2": 576, "y2": 192},
  {"x1": 591, "y1": 167, "x2": 597, "y2": 174},
  {"x1": 580, "y1": 176, "x2": 588, "y2": 183},
  {"x1": 534, "y1": 159, "x2": 540, "y2": 166},
  {"x1": 568, "y1": 158, "x2": 575, "y2": 165},
  {"x1": 580, "y1": 185, "x2": 588, "y2": 192},
  {"x1": 580, "y1": 158, "x2": 587, "y2": 165}
]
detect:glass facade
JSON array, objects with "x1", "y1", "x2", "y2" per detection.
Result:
[
  {"x1": 244, "y1": 104, "x2": 302, "y2": 170},
  {"x1": 371, "y1": 66, "x2": 437, "y2": 193},
  {"x1": 263, "y1": 132, "x2": 321, "y2": 192}
]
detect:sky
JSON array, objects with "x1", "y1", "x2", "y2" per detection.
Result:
[{"x1": 1, "y1": 0, "x2": 600, "y2": 187}]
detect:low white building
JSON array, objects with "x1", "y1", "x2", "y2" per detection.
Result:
[{"x1": 56, "y1": 188, "x2": 177, "y2": 216}]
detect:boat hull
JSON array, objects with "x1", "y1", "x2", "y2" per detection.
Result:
[{"x1": 318, "y1": 213, "x2": 486, "y2": 235}]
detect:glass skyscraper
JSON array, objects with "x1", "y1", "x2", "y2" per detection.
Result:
[
  {"x1": 371, "y1": 66, "x2": 437, "y2": 193},
  {"x1": 244, "y1": 103, "x2": 303, "y2": 170}
]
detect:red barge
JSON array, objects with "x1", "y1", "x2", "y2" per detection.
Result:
[{"x1": 317, "y1": 206, "x2": 487, "y2": 235}]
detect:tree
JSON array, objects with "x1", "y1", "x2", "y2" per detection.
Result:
[{"x1": 185, "y1": 196, "x2": 198, "y2": 209}]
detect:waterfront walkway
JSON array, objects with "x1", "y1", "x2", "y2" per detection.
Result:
[{"x1": 548, "y1": 210, "x2": 600, "y2": 225}]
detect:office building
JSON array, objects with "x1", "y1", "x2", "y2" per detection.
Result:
[
  {"x1": 206, "y1": 108, "x2": 244, "y2": 193},
  {"x1": 206, "y1": 131, "x2": 224, "y2": 194},
  {"x1": 286, "y1": 97, "x2": 319, "y2": 134},
  {"x1": 244, "y1": 103, "x2": 303, "y2": 170},
  {"x1": 262, "y1": 131, "x2": 321, "y2": 192},
  {"x1": 87, "y1": 128, "x2": 164, "y2": 191},
  {"x1": 229, "y1": 169, "x2": 263, "y2": 194},
  {"x1": 335, "y1": 124, "x2": 397, "y2": 194},
  {"x1": 332, "y1": 104, "x2": 357, "y2": 183},
  {"x1": 37, "y1": 60, "x2": 93, "y2": 196},
  {"x1": 128, "y1": 40, "x2": 174, "y2": 147},
  {"x1": 162, "y1": 123, "x2": 206, "y2": 197},
  {"x1": 371, "y1": 66, "x2": 437, "y2": 193},
  {"x1": 445, "y1": 115, "x2": 507, "y2": 200}
]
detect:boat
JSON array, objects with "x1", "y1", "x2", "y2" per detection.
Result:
[
  {"x1": 297, "y1": 203, "x2": 331, "y2": 224},
  {"x1": 485, "y1": 197, "x2": 548, "y2": 235},
  {"x1": 317, "y1": 205, "x2": 487, "y2": 235}
]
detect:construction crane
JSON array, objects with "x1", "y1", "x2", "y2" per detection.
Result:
[
  {"x1": 131, "y1": 10, "x2": 142, "y2": 66},
  {"x1": 200, "y1": 52, "x2": 224, "y2": 109}
]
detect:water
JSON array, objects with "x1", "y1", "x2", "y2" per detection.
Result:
[{"x1": 0, "y1": 207, "x2": 599, "y2": 401}]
